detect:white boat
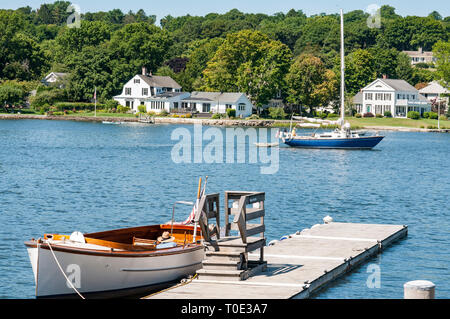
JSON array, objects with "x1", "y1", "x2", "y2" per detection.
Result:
[
  {"x1": 255, "y1": 142, "x2": 279, "y2": 148},
  {"x1": 25, "y1": 225, "x2": 204, "y2": 298},
  {"x1": 25, "y1": 178, "x2": 209, "y2": 299},
  {"x1": 102, "y1": 121, "x2": 123, "y2": 125}
]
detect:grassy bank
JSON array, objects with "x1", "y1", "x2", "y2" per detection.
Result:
[{"x1": 348, "y1": 117, "x2": 450, "y2": 129}]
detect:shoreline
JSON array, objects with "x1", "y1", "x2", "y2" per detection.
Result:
[{"x1": 1, "y1": 113, "x2": 449, "y2": 133}]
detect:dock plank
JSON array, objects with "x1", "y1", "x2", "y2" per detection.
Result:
[{"x1": 144, "y1": 222, "x2": 407, "y2": 299}]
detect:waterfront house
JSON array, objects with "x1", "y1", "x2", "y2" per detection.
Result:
[
  {"x1": 113, "y1": 67, "x2": 182, "y2": 112},
  {"x1": 146, "y1": 91, "x2": 254, "y2": 118},
  {"x1": 419, "y1": 81, "x2": 449, "y2": 113},
  {"x1": 353, "y1": 78, "x2": 431, "y2": 118},
  {"x1": 41, "y1": 72, "x2": 69, "y2": 88},
  {"x1": 402, "y1": 47, "x2": 436, "y2": 66}
]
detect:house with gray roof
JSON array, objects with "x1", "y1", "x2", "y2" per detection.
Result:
[
  {"x1": 114, "y1": 67, "x2": 182, "y2": 112},
  {"x1": 419, "y1": 81, "x2": 449, "y2": 113},
  {"x1": 146, "y1": 91, "x2": 254, "y2": 118},
  {"x1": 352, "y1": 78, "x2": 431, "y2": 118}
]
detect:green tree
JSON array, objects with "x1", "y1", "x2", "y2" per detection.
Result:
[
  {"x1": 342, "y1": 49, "x2": 377, "y2": 95},
  {"x1": 110, "y1": 22, "x2": 173, "y2": 75},
  {"x1": 433, "y1": 40, "x2": 450, "y2": 85},
  {"x1": 286, "y1": 54, "x2": 338, "y2": 114},
  {"x1": 203, "y1": 30, "x2": 292, "y2": 110},
  {"x1": 0, "y1": 82, "x2": 27, "y2": 107}
]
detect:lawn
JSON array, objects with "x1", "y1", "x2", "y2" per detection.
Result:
[{"x1": 348, "y1": 117, "x2": 450, "y2": 129}]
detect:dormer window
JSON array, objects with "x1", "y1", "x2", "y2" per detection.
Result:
[{"x1": 134, "y1": 79, "x2": 140, "y2": 84}]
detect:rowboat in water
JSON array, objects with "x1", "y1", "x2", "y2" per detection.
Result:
[{"x1": 25, "y1": 178, "x2": 209, "y2": 299}]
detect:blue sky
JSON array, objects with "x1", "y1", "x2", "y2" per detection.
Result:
[{"x1": 2, "y1": 0, "x2": 449, "y2": 20}]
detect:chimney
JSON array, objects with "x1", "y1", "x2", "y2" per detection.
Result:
[
  {"x1": 418, "y1": 47, "x2": 423, "y2": 54},
  {"x1": 142, "y1": 66, "x2": 147, "y2": 76},
  {"x1": 382, "y1": 74, "x2": 387, "y2": 79}
]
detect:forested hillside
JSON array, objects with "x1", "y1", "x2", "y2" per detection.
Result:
[{"x1": 0, "y1": 1, "x2": 448, "y2": 113}]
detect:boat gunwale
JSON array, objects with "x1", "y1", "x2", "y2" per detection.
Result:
[
  {"x1": 287, "y1": 135, "x2": 385, "y2": 141},
  {"x1": 24, "y1": 241, "x2": 204, "y2": 258}
]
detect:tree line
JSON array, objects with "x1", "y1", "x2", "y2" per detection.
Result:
[{"x1": 0, "y1": 1, "x2": 449, "y2": 114}]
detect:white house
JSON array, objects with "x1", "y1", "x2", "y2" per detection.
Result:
[
  {"x1": 145, "y1": 91, "x2": 254, "y2": 118},
  {"x1": 419, "y1": 81, "x2": 449, "y2": 113},
  {"x1": 41, "y1": 72, "x2": 69, "y2": 87},
  {"x1": 353, "y1": 78, "x2": 431, "y2": 118},
  {"x1": 402, "y1": 47, "x2": 436, "y2": 66},
  {"x1": 114, "y1": 67, "x2": 182, "y2": 112}
]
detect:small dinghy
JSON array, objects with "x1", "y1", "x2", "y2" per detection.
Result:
[
  {"x1": 102, "y1": 121, "x2": 123, "y2": 125},
  {"x1": 255, "y1": 142, "x2": 279, "y2": 148},
  {"x1": 25, "y1": 178, "x2": 209, "y2": 299}
]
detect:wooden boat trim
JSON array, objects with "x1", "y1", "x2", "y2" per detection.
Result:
[
  {"x1": 120, "y1": 261, "x2": 203, "y2": 272},
  {"x1": 24, "y1": 241, "x2": 204, "y2": 258}
]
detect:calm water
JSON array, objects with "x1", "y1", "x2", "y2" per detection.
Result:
[{"x1": 0, "y1": 120, "x2": 449, "y2": 299}]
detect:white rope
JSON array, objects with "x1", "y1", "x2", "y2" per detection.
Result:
[{"x1": 46, "y1": 241, "x2": 86, "y2": 299}]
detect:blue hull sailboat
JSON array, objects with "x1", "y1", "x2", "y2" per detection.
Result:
[{"x1": 279, "y1": 9, "x2": 384, "y2": 150}]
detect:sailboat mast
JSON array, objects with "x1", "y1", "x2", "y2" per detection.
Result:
[{"x1": 340, "y1": 9, "x2": 345, "y2": 123}]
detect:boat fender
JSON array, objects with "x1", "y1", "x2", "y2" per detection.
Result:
[
  {"x1": 69, "y1": 232, "x2": 86, "y2": 244},
  {"x1": 280, "y1": 236, "x2": 289, "y2": 241},
  {"x1": 268, "y1": 240, "x2": 278, "y2": 246},
  {"x1": 323, "y1": 216, "x2": 334, "y2": 224}
]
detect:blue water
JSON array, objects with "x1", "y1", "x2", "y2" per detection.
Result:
[{"x1": 0, "y1": 120, "x2": 448, "y2": 299}]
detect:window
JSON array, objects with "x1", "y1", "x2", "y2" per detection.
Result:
[
  {"x1": 173, "y1": 102, "x2": 179, "y2": 109},
  {"x1": 142, "y1": 88, "x2": 148, "y2": 96},
  {"x1": 375, "y1": 93, "x2": 383, "y2": 101},
  {"x1": 126, "y1": 101, "x2": 130, "y2": 107},
  {"x1": 226, "y1": 104, "x2": 232, "y2": 109},
  {"x1": 202, "y1": 103, "x2": 211, "y2": 113},
  {"x1": 384, "y1": 94, "x2": 391, "y2": 101},
  {"x1": 365, "y1": 93, "x2": 373, "y2": 100},
  {"x1": 134, "y1": 79, "x2": 140, "y2": 84},
  {"x1": 238, "y1": 103, "x2": 246, "y2": 111},
  {"x1": 125, "y1": 88, "x2": 132, "y2": 95}
]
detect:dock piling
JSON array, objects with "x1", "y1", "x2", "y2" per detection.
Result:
[{"x1": 404, "y1": 281, "x2": 435, "y2": 299}]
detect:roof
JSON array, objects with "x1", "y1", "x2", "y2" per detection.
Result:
[
  {"x1": 419, "y1": 81, "x2": 450, "y2": 95},
  {"x1": 418, "y1": 94, "x2": 430, "y2": 102},
  {"x1": 148, "y1": 92, "x2": 187, "y2": 99},
  {"x1": 402, "y1": 50, "x2": 434, "y2": 57},
  {"x1": 42, "y1": 72, "x2": 69, "y2": 82},
  {"x1": 352, "y1": 91, "x2": 363, "y2": 104},
  {"x1": 378, "y1": 79, "x2": 418, "y2": 92},
  {"x1": 138, "y1": 74, "x2": 181, "y2": 89},
  {"x1": 184, "y1": 92, "x2": 245, "y2": 104}
]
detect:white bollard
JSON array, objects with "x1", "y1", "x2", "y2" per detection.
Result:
[{"x1": 404, "y1": 281, "x2": 435, "y2": 299}]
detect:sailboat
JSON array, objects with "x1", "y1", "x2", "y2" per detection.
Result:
[{"x1": 279, "y1": 10, "x2": 384, "y2": 150}]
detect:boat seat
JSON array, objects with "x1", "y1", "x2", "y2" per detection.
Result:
[{"x1": 133, "y1": 237, "x2": 157, "y2": 249}]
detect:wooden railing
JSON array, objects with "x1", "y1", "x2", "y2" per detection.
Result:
[
  {"x1": 224, "y1": 192, "x2": 265, "y2": 243},
  {"x1": 194, "y1": 193, "x2": 220, "y2": 242}
]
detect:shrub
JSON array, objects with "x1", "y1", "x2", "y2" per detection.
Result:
[
  {"x1": 363, "y1": 112, "x2": 374, "y2": 118},
  {"x1": 226, "y1": 108, "x2": 236, "y2": 118},
  {"x1": 355, "y1": 113, "x2": 362, "y2": 118},
  {"x1": 428, "y1": 112, "x2": 438, "y2": 120},
  {"x1": 316, "y1": 111, "x2": 327, "y2": 119},
  {"x1": 185, "y1": 113, "x2": 192, "y2": 118},
  {"x1": 376, "y1": 113, "x2": 383, "y2": 118},
  {"x1": 384, "y1": 111, "x2": 392, "y2": 118},
  {"x1": 423, "y1": 112, "x2": 430, "y2": 119},
  {"x1": 54, "y1": 102, "x2": 106, "y2": 112},
  {"x1": 105, "y1": 99, "x2": 119, "y2": 111},
  {"x1": 268, "y1": 107, "x2": 286, "y2": 120},
  {"x1": 138, "y1": 105, "x2": 147, "y2": 113},
  {"x1": 117, "y1": 105, "x2": 131, "y2": 113},
  {"x1": 247, "y1": 114, "x2": 260, "y2": 120},
  {"x1": 439, "y1": 115, "x2": 448, "y2": 121},
  {"x1": 327, "y1": 113, "x2": 339, "y2": 119},
  {"x1": 407, "y1": 111, "x2": 420, "y2": 120},
  {"x1": 30, "y1": 89, "x2": 66, "y2": 109},
  {"x1": 212, "y1": 113, "x2": 223, "y2": 119}
]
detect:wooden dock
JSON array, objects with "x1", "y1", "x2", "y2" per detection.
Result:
[{"x1": 145, "y1": 222, "x2": 408, "y2": 299}]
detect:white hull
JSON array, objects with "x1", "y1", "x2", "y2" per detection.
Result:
[{"x1": 27, "y1": 245, "x2": 204, "y2": 298}]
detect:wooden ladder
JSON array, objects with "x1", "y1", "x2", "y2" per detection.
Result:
[{"x1": 196, "y1": 191, "x2": 267, "y2": 282}]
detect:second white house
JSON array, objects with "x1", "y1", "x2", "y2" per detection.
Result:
[{"x1": 353, "y1": 78, "x2": 431, "y2": 118}]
